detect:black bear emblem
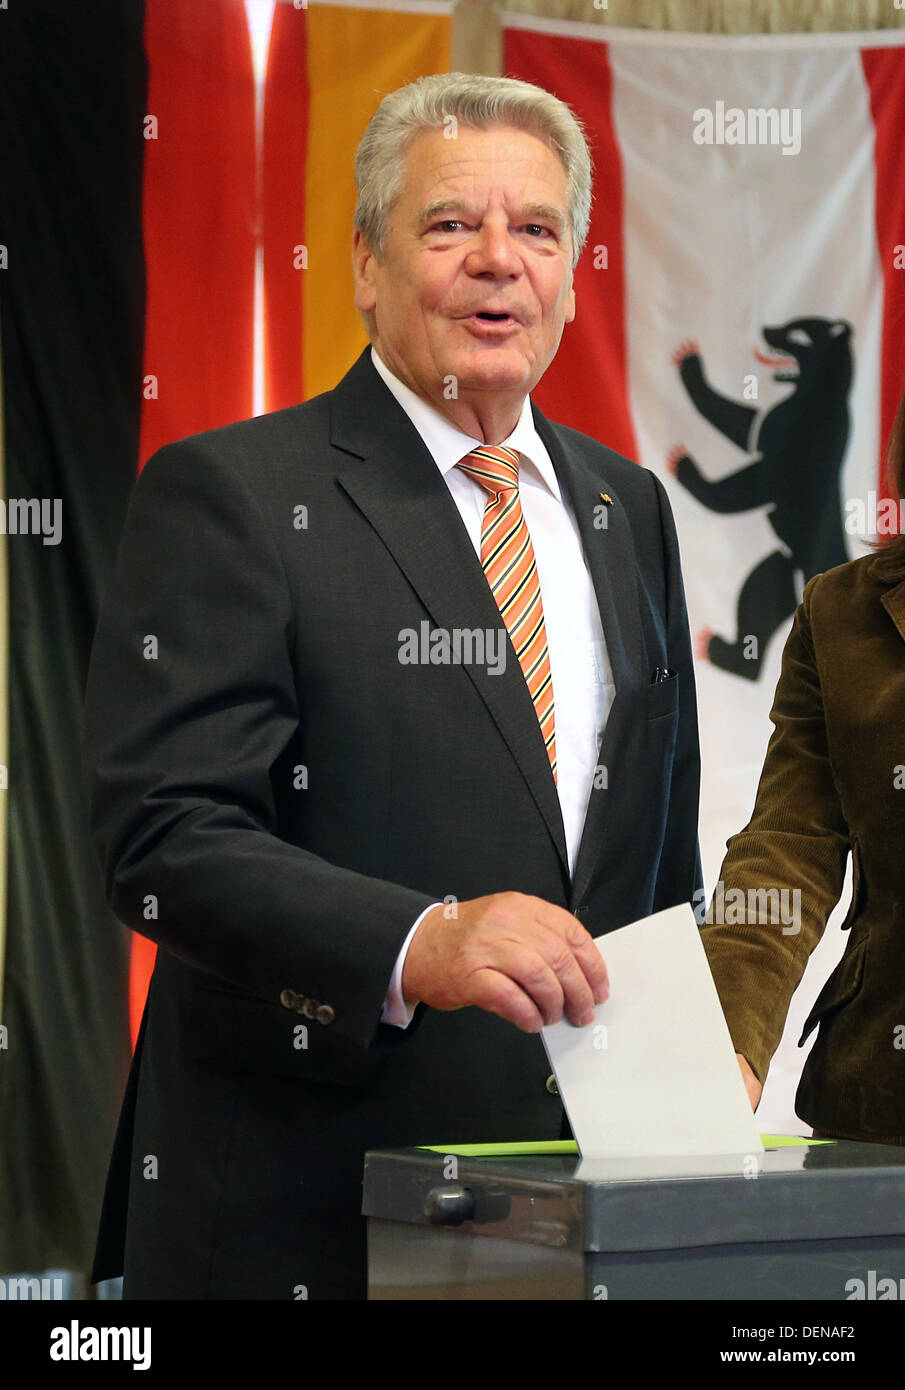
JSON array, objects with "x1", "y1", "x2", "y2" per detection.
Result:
[{"x1": 668, "y1": 317, "x2": 853, "y2": 680}]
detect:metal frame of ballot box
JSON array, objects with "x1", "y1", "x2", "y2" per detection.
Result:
[{"x1": 363, "y1": 1141, "x2": 905, "y2": 1300}]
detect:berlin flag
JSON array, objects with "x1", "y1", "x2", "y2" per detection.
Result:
[{"x1": 504, "y1": 15, "x2": 905, "y2": 1131}]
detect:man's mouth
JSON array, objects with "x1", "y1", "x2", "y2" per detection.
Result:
[
  {"x1": 459, "y1": 306, "x2": 523, "y2": 322},
  {"x1": 458, "y1": 310, "x2": 522, "y2": 337}
]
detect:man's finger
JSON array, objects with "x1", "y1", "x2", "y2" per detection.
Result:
[
  {"x1": 469, "y1": 966, "x2": 546, "y2": 1034},
  {"x1": 509, "y1": 922, "x2": 599, "y2": 1025},
  {"x1": 529, "y1": 902, "x2": 609, "y2": 1004},
  {"x1": 482, "y1": 939, "x2": 566, "y2": 1026}
]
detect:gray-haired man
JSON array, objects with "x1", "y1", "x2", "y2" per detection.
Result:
[{"x1": 85, "y1": 73, "x2": 701, "y2": 1300}]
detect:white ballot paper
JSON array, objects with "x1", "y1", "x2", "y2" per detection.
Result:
[{"x1": 542, "y1": 903, "x2": 763, "y2": 1179}]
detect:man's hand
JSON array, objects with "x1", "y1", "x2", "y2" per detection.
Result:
[
  {"x1": 736, "y1": 1052, "x2": 763, "y2": 1110},
  {"x1": 402, "y1": 892, "x2": 609, "y2": 1033}
]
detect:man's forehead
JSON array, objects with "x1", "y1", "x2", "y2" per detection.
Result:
[
  {"x1": 403, "y1": 125, "x2": 567, "y2": 180},
  {"x1": 403, "y1": 125, "x2": 568, "y2": 194}
]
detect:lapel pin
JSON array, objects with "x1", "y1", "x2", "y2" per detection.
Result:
[{"x1": 599, "y1": 492, "x2": 613, "y2": 505}]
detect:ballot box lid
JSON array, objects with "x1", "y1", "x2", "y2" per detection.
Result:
[{"x1": 362, "y1": 1141, "x2": 905, "y2": 1253}]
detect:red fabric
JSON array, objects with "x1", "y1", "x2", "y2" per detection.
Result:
[
  {"x1": 503, "y1": 30, "x2": 639, "y2": 463},
  {"x1": 131, "y1": 0, "x2": 257, "y2": 1047},
  {"x1": 262, "y1": 3, "x2": 308, "y2": 412},
  {"x1": 862, "y1": 48, "x2": 905, "y2": 502}
]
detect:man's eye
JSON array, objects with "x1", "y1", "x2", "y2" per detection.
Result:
[{"x1": 428, "y1": 220, "x2": 553, "y2": 237}]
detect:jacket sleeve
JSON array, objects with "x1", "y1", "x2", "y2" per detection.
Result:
[
  {"x1": 81, "y1": 439, "x2": 436, "y2": 1075},
  {"x1": 648, "y1": 470, "x2": 705, "y2": 915},
  {"x1": 699, "y1": 573, "x2": 850, "y2": 1084}
]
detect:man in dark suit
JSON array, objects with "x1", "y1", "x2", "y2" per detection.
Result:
[{"x1": 84, "y1": 72, "x2": 702, "y2": 1300}]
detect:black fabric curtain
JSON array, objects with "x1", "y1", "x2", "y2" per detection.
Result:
[{"x1": 0, "y1": 0, "x2": 146, "y2": 1274}]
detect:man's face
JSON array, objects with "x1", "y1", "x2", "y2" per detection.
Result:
[{"x1": 353, "y1": 123, "x2": 576, "y2": 420}]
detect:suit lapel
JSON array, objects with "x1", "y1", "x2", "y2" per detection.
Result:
[
  {"x1": 532, "y1": 407, "x2": 647, "y2": 906},
  {"x1": 329, "y1": 350, "x2": 569, "y2": 876}
]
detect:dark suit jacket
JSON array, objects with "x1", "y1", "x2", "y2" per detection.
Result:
[
  {"x1": 83, "y1": 347, "x2": 702, "y2": 1299},
  {"x1": 701, "y1": 552, "x2": 905, "y2": 1144}
]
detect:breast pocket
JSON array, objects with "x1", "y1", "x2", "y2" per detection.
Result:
[{"x1": 646, "y1": 671, "x2": 679, "y2": 721}]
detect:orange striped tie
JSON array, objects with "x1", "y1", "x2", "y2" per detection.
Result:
[{"x1": 457, "y1": 445, "x2": 557, "y2": 785}]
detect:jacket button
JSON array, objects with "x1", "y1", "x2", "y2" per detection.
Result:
[
  {"x1": 280, "y1": 989, "x2": 298, "y2": 1011},
  {"x1": 299, "y1": 997, "x2": 316, "y2": 1019},
  {"x1": 315, "y1": 1004, "x2": 335, "y2": 1026},
  {"x1": 573, "y1": 905, "x2": 588, "y2": 921},
  {"x1": 545, "y1": 1073, "x2": 559, "y2": 1096}
]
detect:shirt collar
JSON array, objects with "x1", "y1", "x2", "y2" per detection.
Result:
[{"x1": 370, "y1": 345, "x2": 561, "y2": 501}]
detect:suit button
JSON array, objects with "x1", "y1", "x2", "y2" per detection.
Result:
[
  {"x1": 545, "y1": 1073, "x2": 559, "y2": 1096},
  {"x1": 299, "y1": 997, "x2": 317, "y2": 1019},
  {"x1": 315, "y1": 1004, "x2": 335, "y2": 1026},
  {"x1": 280, "y1": 989, "x2": 298, "y2": 1010},
  {"x1": 573, "y1": 905, "x2": 588, "y2": 921}
]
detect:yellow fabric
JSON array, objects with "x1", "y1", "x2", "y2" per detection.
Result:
[{"x1": 302, "y1": 4, "x2": 452, "y2": 401}]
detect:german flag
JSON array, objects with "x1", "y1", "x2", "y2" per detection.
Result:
[{"x1": 0, "y1": 0, "x2": 450, "y2": 1280}]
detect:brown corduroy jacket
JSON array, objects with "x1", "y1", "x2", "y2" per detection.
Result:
[{"x1": 701, "y1": 551, "x2": 905, "y2": 1144}]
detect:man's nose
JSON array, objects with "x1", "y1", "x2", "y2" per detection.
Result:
[{"x1": 464, "y1": 224, "x2": 522, "y2": 277}]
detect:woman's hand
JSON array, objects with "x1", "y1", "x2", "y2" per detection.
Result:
[{"x1": 736, "y1": 1052, "x2": 763, "y2": 1110}]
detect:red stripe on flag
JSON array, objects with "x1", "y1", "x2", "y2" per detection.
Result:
[
  {"x1": 503, "y1": 29, "x2": 639, "y2": 463},
  {"x1": 263, "y1": 3, "x2": 308, "y2": 412},
  {"x1": 132, "y1": 0, "x2": 258, "y2": 1048},
  {"x1": 140, "y1": 0, "x2": 256, "y2": 462},
  {"x1": 862, "y1": 48, "x2": 905, "y2": 504}
]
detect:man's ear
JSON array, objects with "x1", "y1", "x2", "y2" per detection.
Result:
[
  {"x1": 565, "y1": 282, "x2": 576, "y2": 324},
  {"x1": 352, "y1": 228, "x2": 377, "y2": 314}
]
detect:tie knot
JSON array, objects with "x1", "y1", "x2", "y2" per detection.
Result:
[{"x1": 457, "y1": 444, "x2": 521, "y2": 497}]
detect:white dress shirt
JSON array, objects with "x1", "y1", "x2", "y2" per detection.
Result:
[{"x1": 369, "y1": 346, "x2": 616, "y2": 1027}]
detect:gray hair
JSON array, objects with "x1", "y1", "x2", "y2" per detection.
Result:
[{"x1": 354, "y1": 72, "x2": 592, "y2": 270}]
